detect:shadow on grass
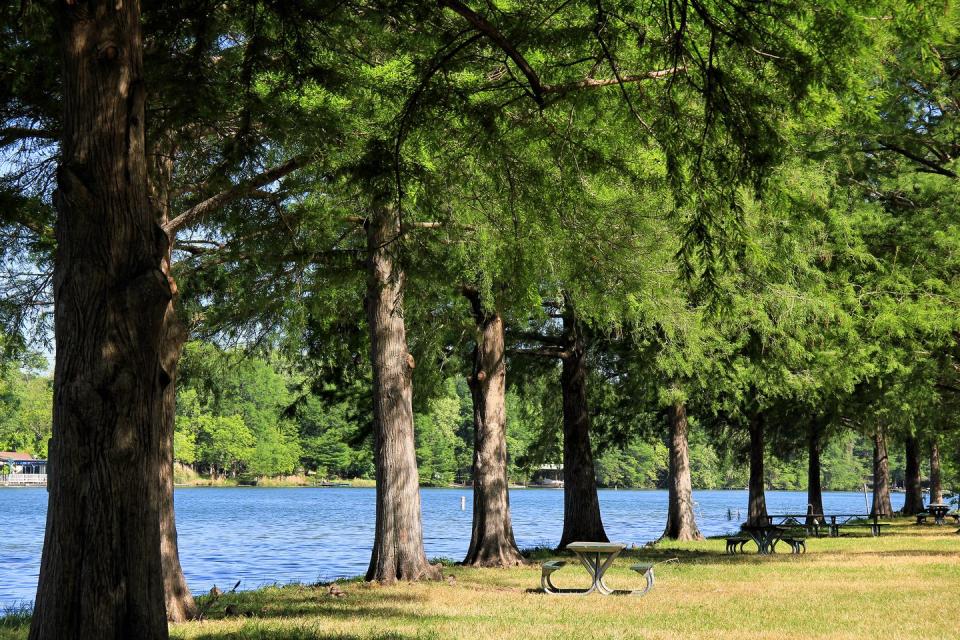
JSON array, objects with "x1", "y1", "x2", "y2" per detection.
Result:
[
  {"x1": 194, "y1": 589, "x2": 427, "y2": 622},
  {"x1": 170, "y1": 584, "x2": 450, "y2": 639},
  {"x1": 184, "y1": 631, "x2": 421, "y2": 640}
]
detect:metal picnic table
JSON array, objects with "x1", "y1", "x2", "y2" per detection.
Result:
[
  {"x1": 540, "y1": 542, "x2": 659, "y2": 596},
  {"x1": 740, "y1": 524, "x2": 787, "y2": 554},
  {"x1": 928, "y1": 504, "x2": 950, "y2": 525},
  {"x1": 765, "y1": 513, "x2": 883, "y2": 537}
]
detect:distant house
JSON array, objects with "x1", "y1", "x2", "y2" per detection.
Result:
[
  {"x1": 531, "y1": 464, "x2": 563, "y2": 488},
  {"x1": 0, "y1": 451, "x2": 48, "y2": 485}
]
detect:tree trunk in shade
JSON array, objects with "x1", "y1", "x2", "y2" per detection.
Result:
[
  {"x1": 31, "y1": 2, "x2": 170, "y2": 638},
  {"x1": 901, "y1": 435, "x2": 924, "y2": 515},
  {"x1": 557, "y1": 307, "x2": 607, "y2": 548},
  {"x1": 871, "y1": 429, "x2": 893, "y2": 518},
  {"x1": 930, "y1": 440, "x2": 943, "y2": 505},
  {"x1": 747, "y1": 414, "x2": 768, "y2": 525},
  {"x1": 462, "y1": 292, "x2": 523, "y2": 567},
  {"x1": 364, "y1": 202, "x2": 439, "y2": 583},
  {"x1": 661, "y1": 402, "x2": 703, "y2": 540},
  {"x1": 806, "y1": 423, "x2": 825, "y2": 525}
]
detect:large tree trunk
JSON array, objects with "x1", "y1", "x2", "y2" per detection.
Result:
[
  {"x1": 930, "y1": 440, "x2": 943, "y2": 505},
  {"x1": 747, "y1": 414, "x2": 768, "y2": 525},
  {"x1": 557, "y1": 308, "x2": 607, "y2": 548},
  {"x1": 661, "y1": 402, "x2": 703, "y2": 541},
  {"x1": 152, "y1": 144, "x2": 198, "y2": 622},
  {"x1": 364, "y1": 203, "x2": 439, "y2": 583},
  {"x1": 871, "y1": 429, "x2": 893, "y2": 518},
  {"x1": 902, "y1": 434, "x2": 924, "y2": 515},
  {"x1": 31, "y1": 3, "x2": 170, "y2": 639},
  {"x1": 462, "y1": 294, "x2": 523, "y2": 567},
  {"x1": 806, "y1": 422, "x2": 825, "y2": 525}
]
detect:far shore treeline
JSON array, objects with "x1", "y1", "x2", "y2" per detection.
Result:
[
  {"x1": 1, "y1": 345, "x2": 929, "y2": 491},
  {"x1": 2, "y1": 1, "x2": 960, "y2": 639}
]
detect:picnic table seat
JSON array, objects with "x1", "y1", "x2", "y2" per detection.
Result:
[
  {"x1": 540, "y1": 560, "x2": 566, "y2": 592},
  {"x1": 725, "y1": 537, "x2": 749, "y2": 554},
  {"x1": 779, "y1": 537, "x2": 806, "y2": 554},
  {"x1": 915, "y1": 511, "x2": 960, "y2": 525},
  {"x1": 630, "y1": 564, "x2": 655, "y2": 596}
]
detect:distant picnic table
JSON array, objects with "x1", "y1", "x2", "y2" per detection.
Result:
[
  {"x1": 919, "y1": 504, "x2": 955, "y2": 526},
  {"x1": 740, "y1": 524, "x2": 787, "y2": 554},
  {"x1": 764, "y1": 513, "x2": 886, "y2": 537}
]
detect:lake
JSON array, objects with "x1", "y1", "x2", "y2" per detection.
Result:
[{"x1": 0, "y1": 486, "x2": 904, "y2": 607}]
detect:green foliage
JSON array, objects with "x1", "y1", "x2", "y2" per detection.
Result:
[{"x1": 0, "y1": 365, "x2": 51, "y2": 457}]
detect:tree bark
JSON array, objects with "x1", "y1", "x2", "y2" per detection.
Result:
[
  {"x1": 747, "y1": 414, "x2": 768, "y2": 525},
  {"x1": 806, "y1": 422, "x2": 825, "y2": 525},
  {"x1": 364, "y1": 202, "x2": 439, "y2": 583},
  {"x1": 871, "y1": 429, "x2": 893, "y2": 518},
  {"x1": 31, "y1": 2, "x2": 170, "y2": 638},
  {"x1": 930, "y1": 439, "x2": 943, "y2": 505},
  {"x1": 462, "y1": 293, "x2": 523, "y2": 567},
  {"x1": 557, "y1": 307, "x2": 607, "y2": 548},
  {"x1": 661, "y1": 402, "x2": 703, "y2": 541},
  {"x1": 902, "y1": 434, "x2": 924, "y2": 515}
]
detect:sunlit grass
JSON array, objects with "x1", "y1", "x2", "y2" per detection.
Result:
[{"x1": 2, "y1": 519, "x2": 957, "y2": 639}]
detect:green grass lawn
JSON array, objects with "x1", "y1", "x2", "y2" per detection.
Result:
[{"x1": 3, "y1": 519, "x2": 959, "y2": 639}]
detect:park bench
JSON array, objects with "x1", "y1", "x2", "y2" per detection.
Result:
[
  {"x1": 725, "y1": 537, "x2": 749, "y2": 554},
  {"x1": 540, "y1": 560, "x2": 566, "y2": 592}
]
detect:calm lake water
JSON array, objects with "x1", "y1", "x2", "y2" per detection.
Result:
[{"x1": 0, "y1": 486, "x2": 904, "y2": 607}]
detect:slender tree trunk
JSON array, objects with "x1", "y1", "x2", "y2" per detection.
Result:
[
  {"x1": 806, "y1": 423, "x2": 824, "y2": 525},
  {"x1": 364, "y1": 202, "x2": 439, "y2": 583},
  {"x1": 31, "y1": 3, "x2": 170, "y2": 638},
  {"x1": 158, "y1": 316, "x2": 196, "y2": 621},
  {"x1": 462, "y1": 293, "x2": 523, "y2": 567},
  {"x1": 902, "y1": 434, "x2": 924, "y2": 515},
  {"x1": 747, "y1": 414, "x2": 768, "y2": 525},
  {"x1": 557, "y1": 307, "x2": 607, "y2": 548},
  {"x1": 930, "y1": 440, "x2": 943, "y2": 505},
  {"x1": 152, "y1": 145, "x2": 198, "y2": 622},
  {"x1": 661, "y1": 402, "x2": 703, "y2": 541},
  {"x1": 871, "y1": 429, "x2": 892, "y2": 518}
]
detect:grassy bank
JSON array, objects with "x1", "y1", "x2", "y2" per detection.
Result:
[{"x1": 3, "y1": 519, "x2": 957, "y2": 639}]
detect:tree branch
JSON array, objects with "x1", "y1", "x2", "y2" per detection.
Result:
[
  {"x1": 877, "y1": 141, "x2": 958, "y2": 179},
  {"x1": 438, "y1": 0, "x2": 546, "y2": 105},
  {"x1": 164, "y1": 155, "x2": 313, "y2": 236},
  {"x1": 509, "y1": 331, "x2": 567, "y2": 347},
  {"x1": 508, "y1": 346, "x2": 571, "y2": 359},
  {"x1": 439, "y1": 0, "x2": 684, "y2": 107},
  {"x1": 0, "y1": 127, "x2": 58, "y2": 147},
  {"x1": 543, "y1": 67, "x2": 685, "y2": 97}
]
